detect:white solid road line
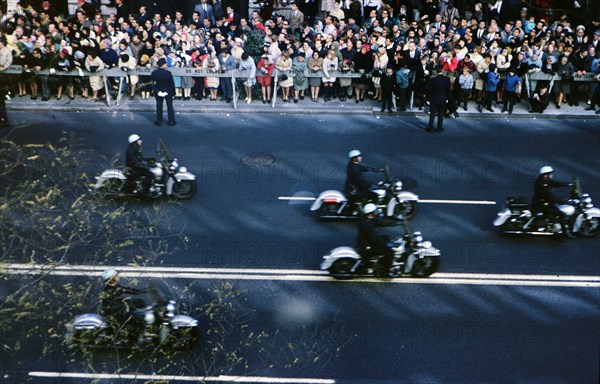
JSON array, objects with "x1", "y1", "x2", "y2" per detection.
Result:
[
  {"x1": 278, "y1": 196, "x2": 496, "y2": 205},
  {"x1": 3, "y1": 263, "x2": 599, "y2": 288},
  {"x1": 419, "y1": 199, "x2": 497, "y2": 205},
  {"x1": 28, "y1": 371, "x2": 335, "y2": 383}
]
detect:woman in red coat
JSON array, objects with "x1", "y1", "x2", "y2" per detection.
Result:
[{"x1": 257, "y1": 55, "x2": 274, "y2": 103}]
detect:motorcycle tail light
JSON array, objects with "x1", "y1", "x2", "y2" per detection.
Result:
[
  {"x1": 166, "y1": 302, "x2": 176, "y2": 318},
  {"x1": 323, "y1": 198, "x2": 339, "y2": 203},
  {"x1": 145, "y1": 312, "x2": 156, "y2": 324}
]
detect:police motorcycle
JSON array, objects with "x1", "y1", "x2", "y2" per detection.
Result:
[
  {"x1": 67, "y1": 272, "x2": 199, "y2": 350},
  {"x1": 494, "y1": 177, "x2": 600, "y2": 237},
  {"x1": 320, "y1": 209, "x2": 441, "y2": 279},
  {"x1": 311, "y1": 157, "x2": 419, "y2": 220},
  {"x1": 95, "y1": 138, "x2": 197, "y2": 200}
]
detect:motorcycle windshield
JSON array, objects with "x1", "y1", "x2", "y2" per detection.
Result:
[{"x1": 157, "y1": 139, "x2": 173, "y2": 163}]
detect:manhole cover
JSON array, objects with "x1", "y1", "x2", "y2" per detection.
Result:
[{"x1": 240, "y1": 153, "x2": 275, "y2": 167}]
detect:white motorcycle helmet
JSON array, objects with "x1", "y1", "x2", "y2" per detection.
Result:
[
  {"x1": 539, "y1": 166, "x2": 554, "y2": 175},
  {"x1": 363, "y1": 203, "x2": 379, "y2": 215},
  {"x1": 128, "y1": 134, "x2": 141, "y2": 144},
  {"x1": 101, "y1": 269, "x2": 119, "y2": 284},
  {"x1": 348, "y1": 150, "x2": 362, "y2": 159}
]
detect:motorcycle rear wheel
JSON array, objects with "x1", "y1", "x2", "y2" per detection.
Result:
[
  {"x1": 172, "y1": 180, "x2": 197, "y2": 199},
  {"x1": 578, "y1": 217, "x2": 600, "y2": 237},
  {"x1": 394, "y1": 200, "x2": 418, "y2": 220},
  {"x1": 410, "y1": 256, "x2": 439, "y2": 278},
  {"x1": 318, "y1": 203, "x2": 343, "y2": 217},
  {"x1": 98, "y1": 178, "x2": 123, "y2": 197},
  {"x1": 330, "y1": 258, "x2": 356, "y2": 279}
]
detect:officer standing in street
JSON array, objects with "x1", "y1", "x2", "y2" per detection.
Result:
[
  {"x1": 425, "y1": 64, "x2": 451, "y2": 133},
  {"x1": 151, "y1": 57, "x2": 176, "y2": 126}
]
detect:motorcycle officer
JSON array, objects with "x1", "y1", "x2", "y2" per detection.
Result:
[
  {"x1": 125, "y1": 134, "x2": 154, "y2": 195},
  {"x1": 344, "y1": 150, "x2": 384, "y2": 203},
  {"x1": 357, "y1": 203, "x2": 397, "y2": 277},
  {"x1": 100, "y1": 269, "x2": 146, "y2": 328},
  {"x1": 532, "y1": 166, "x2": 574, "y2": 238}
]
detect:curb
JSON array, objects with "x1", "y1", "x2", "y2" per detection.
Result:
[{"x1": 6, "y1": 99, "x2": 600, "y2": 119}]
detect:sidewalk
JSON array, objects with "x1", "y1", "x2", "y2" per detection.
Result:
[{"x1": 6, "y1": 93, "x2": 599, "y2": 119}]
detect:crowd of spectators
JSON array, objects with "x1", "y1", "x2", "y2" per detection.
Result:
[{"x1": 0, "y1": 0, "x2": 599, "y2": 113}]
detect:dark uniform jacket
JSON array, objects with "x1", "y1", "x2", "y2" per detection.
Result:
[
  {"x1": 426, "y1": 74, "x2": 451, "y2": 106},
  {"x1": 532, "y1": 176, "x2": 569, "y2": 212},
  {"x1": 344, "y1": 161, "x2": 377, "y2": 195},
  {"x1": 125, "y1": 143, "x2": 147, "y2": 169},
  {"x1": 100, "y1": 284, "x2": 144, "y2": 322},
  {"x1": 151, "y1": 67, "x2": 175, "y2": 97},
  {"x1": 357, "y1": 216, "x2": 390, "y2": 252}
]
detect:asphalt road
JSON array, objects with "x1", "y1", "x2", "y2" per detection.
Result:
[{"x1": 2, "y1": 111, "x2": 599, "y2": 383}]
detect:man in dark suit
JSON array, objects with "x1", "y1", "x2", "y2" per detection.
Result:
[
  {"x1": 195, "y1": 0, "x2": 215, "y2": 25},
  {"x1": 151, "y1": 58, "x2": 176, "y2": 126},
  {"x1": 425, "y1": 64, "x2": 451, "y2": 133}
]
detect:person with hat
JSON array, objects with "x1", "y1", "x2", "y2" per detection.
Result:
[
  {"x1": 357, "y1": 203, "x2": 397, "y2": 277},
  {"x1": 531, "y1": 166, "x2": 575, "y2": 238},
  {"x1": 344, "y1": 150, "x2": 384, "y2": 204},
  {"x1": 99, "y1": 269, "x2": 147, "y2": 326},
  {"x1": 529, "y1": 82, "x2": 551, "y2": 114},
  {"x1": 124, "y1": 134, "x2": 154, "y2": 195},
  {"x1": 138, "y1": 54, "x2": 152, "y2": 100},
  {"x1": 53, "y1": 46, "x2": 75, "y2": 101},
  {"x1": 257, "y1": 54, "x2": 274, "y2": 103},
  {"x1": 151, "y1": 57, "x2": 176, "y2": 126},
  {"x1": 425, "y1": 64, "x2": 451, "y2": 133}
]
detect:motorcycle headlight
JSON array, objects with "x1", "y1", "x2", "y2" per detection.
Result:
[
  {"x1": 179, "y1": 166, "x2": 187, "y2": 173},
  {"x1": 414, "y1": 232, "x2": 423, "y2": 243},
  {"x1": 394, "y1": 181, "x2": 403, "y2": 191},
  {"x1": 420, "y1": 241, "x2": 432, "y2": 249}
]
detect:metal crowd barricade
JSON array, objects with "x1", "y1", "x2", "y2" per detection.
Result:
[{"x1": 4, "y1": 65, "x2": 596, "y2": 109}]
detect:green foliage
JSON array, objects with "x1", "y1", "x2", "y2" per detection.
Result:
[{"x1": 245, "y1": 30, "x2": 267, "y2": 63}]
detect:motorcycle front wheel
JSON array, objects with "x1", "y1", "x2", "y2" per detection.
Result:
[
  {"x1": 410, "y1": 257, "x2": 440, "y2": 278},
  {"x1": 168, "y1": 326, "x2": 199, "y2": 350},
  {"x1": 578, "y1": 217, "x2": 600, "y2": 237},
  {"x1": 172, "y1": 180, "x2": 197, "y2": 199},
  {"x1": 394, "y1": 200, "x2": 418, "y2": 220}
]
